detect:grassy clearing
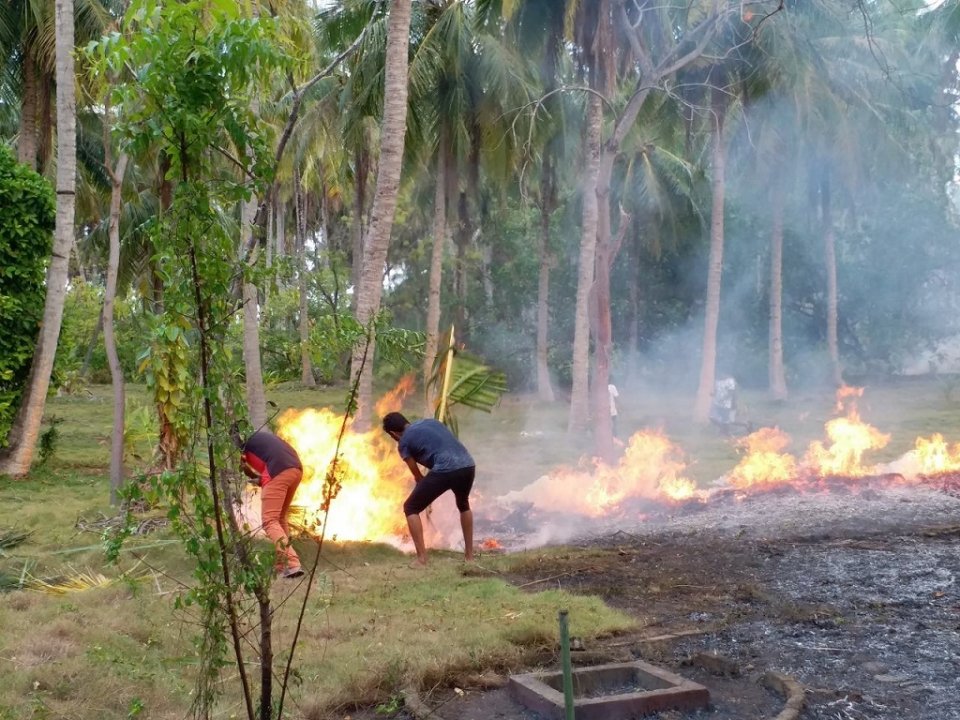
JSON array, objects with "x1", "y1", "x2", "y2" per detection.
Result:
[{"x1": 0, "y1": 471, "x2": 631, "y2": 720}]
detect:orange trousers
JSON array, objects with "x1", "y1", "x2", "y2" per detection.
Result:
[{"x1": 261, "y1": 467, "x2": 302, "y2": 571}]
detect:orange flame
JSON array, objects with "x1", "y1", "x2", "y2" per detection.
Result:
[
  {"x1": 803, "y1": 387, "x2": 889, "y2": 476},
  {"x1": 727, "y1": 427, "x2": 797, "y2": 489},
  {"x1": 278, "y1": 408, "x2": 412, "y2": 542},
  {"x1": 911, "y1": 434, "x2": 960, "y2": 476},
  {"x1": 374, "y1": 373, "x2": 416, "y2": 418},
  {"x1": 480, "y1": 538, "x2": 503, "y2": 550},
  {"x1": 500, "y1": 430, "x2": 699, "y2": 516},
  {"x1": 834, "y1": 384, "x2": 863, "y2": 413}
]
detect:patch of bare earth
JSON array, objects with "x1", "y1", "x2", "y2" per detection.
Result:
[{"x1": 375, "y1": 480, "x2": 960, "y2": 720}]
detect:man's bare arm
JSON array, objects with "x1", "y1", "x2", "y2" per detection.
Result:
[{"x1": 405, "y1": 457, "x2": 423, "y2": 481}]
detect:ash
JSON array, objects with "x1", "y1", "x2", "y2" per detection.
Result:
[{"x1": 486, "y1": 480, "x2": 960, "y2": 720}]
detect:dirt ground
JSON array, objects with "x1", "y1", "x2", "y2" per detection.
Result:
[{"x1": 353, "y1": 479, "x2": 960, "y2": 720}]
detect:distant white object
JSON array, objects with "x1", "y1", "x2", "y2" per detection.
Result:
[
  {"x1": 608, "y1": 384, "x2": 619, "y2": 418},
  {"x1": 710, "y1": 377, "x2": 738, "y2": 425}
]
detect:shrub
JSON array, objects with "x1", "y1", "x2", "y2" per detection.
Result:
[{"x1": 0, "y1": 146, "x2": 55, "y2": 446}]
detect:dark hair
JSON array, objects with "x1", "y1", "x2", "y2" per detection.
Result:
[{"x1": 382, "y1": 412, "x2": 409, "y2": 434}]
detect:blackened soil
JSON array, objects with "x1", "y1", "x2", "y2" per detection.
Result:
[{"x1": 352, "y1": 487, "x2": 960, "y2": 720}]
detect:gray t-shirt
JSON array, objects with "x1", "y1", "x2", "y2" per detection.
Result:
[{"x1": 398, "y1": 419, "x2": 475, "y2": 473}]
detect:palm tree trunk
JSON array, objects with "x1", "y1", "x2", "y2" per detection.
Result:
[
  {"x1": 350, "y1": 0, "x2": 412, "y2": 429},
  {"x1": 295, "y1": 165, "x2": 315, "y2": 387},
  {"x1": 568, "y1": 92, "x2": 602, "y2": 433},
  {"x1": 351, "y1": 146, "x2": 367, "y2": 311},
  {"x1": 769, "y1": 188, "x2": 788, "y2": 400},
  {"x1": 536, "y1": 165, "x2": 555, "y2": 403},
  {"x1": 591, "y1": 199, "x2": 615, "y2": 460},
  {"x1": 423, "y1": 142, "x2": 447, "y2": 415},
  {"x1": 694, "y1": 105, "x2": 727, "y2": 422},
  {"x1": 0, "y1": 0, "x2": 77, "y2": 476},
  {"x1": 242, "y1": 190, "x2": 267, "y2": 428},
  {"x1": 18, "y1": 42, "x2": 38, "y2": 169},
  {"x1": 822, "y1": 174, "x2": 842, "y2": 387},
  {"x1": 37, "y1": 70, "x2": 53, "y2": 172},
  {"x1": 105, "y1": 154, "x2": 129, "y2": 504}
]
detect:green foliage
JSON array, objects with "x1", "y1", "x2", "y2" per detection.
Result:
[
  {"x1": 136, "y1": 316, "x2": 191, "y2": 463},
  {"x1": 55, "y1": 279, "x2": 103, "y2": 381},
  {"x1": 90, "y1": 1, "x2": 296, "y2": 715},
  {"x1": 0, "y1": 146, "x2": 54, "y2": 446}
]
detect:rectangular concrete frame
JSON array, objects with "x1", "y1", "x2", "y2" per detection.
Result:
[{"x1": 509, "y1": 660, "x2": 710, "y2": 720}]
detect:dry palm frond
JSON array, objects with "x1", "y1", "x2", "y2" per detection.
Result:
[{"x1": 23, "y1": 561, "x2": 148, "y2": 595}]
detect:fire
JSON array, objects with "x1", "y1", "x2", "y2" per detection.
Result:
[
  {"x1": 480, "y1": 538, "x2": 503, "y2": 550},
  {"x1": 910, "y1": 434, "x2": 960, "y2": 476},
  {"x1": 499, "y1": 430, "x2": 700, "y2": 517},
  {"x1": 277, "y1": 407, "x2": 411, "y2": 542},
  {"x1": 835, "y1": 384, "x2": 863, "y2": 413},
  {"x1": 374, "y1": 373, "x2": 416, "y2": 418},
  {"x1": 727, "y1": 427, "x2": 797, "y2": 489},
  {"x1": 725, "y1": 387, "x2": 891, "y2": 488},
  {"x1": 802, "y1": 392, "x2": 889, "y2": 477}
]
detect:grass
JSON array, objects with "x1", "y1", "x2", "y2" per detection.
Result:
[{"x1": 4, "y1": 376, "x2": 960, "y2": 718}]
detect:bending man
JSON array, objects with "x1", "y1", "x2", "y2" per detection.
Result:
[
  {"x1": 382, "y1": 412, "x2": 476, "y2": 566},
  {"x1": 235, "y1": 428, "x2": 305, "y2": 579}
]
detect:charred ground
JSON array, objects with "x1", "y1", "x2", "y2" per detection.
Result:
[{"x1": 388, "y1": 481, "x2": 960, "y2": 720}]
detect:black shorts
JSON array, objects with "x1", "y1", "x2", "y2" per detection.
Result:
[{"x1": 403, "y1": 466, "x2": 475, "y2": 516}]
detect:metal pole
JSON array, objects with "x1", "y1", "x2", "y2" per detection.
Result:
[{"x1": 559, "y1": 609, "x2": 576, "y2": 720}]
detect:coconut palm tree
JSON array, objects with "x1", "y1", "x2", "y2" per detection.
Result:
[
  {"x1": 350, "y1": 0, "x2": 413, "y2": 428},
  {"x1": 0, "y1": 0, "x2": 78, "y2": 476}
]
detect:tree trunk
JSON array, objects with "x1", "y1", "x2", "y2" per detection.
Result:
[
  {"x1": 694, "y1": 106, "x2": 727, "y2": 422},
  {"x1": 350, "y1": 0, "x2": 412, "y2": 429},
  {"x1": 351, "y1": 146, "x2": 367, "y2": 311},
  {"x1": 536, "y1": 164, "x2": 555, "y2": 403},
  {"x1": 822, "y1": 174, "x2": 842, "y2": 387},
  {"x1": 0, "y1": 0, "x2": 77, "y2": 476},
  {"x1": 454, "y1": 191, "x2": 470, "y2": 340},
  {"x1": 295, "y1": 165, "x2": 316, "y2": 387},
  {"x1": 568, "y1": 92, "x2": 602, "y2": 433},
  {"x1": 105, "y1": 154, "x2": 129, "y2": 504},
  {"x1": 423, "y1": 142, "x2": 447, "y2": 415},
  {"x1": 591, "y1": 204, "x2": 615, "y2": 460},
  {"x1": 768, "y1": 188, "x2": 788, "y2": 400},
  {"x1": 242, "y1": 194, "x2": 267, "y2": 430},
  {"x1": 18, "y1": 42, "x2": 38, "y2": 169},
  {"x1": 38, "y1": 69, "x2": 53, "y2": 172}
]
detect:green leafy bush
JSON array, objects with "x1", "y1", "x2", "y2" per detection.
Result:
[{"x1": 0, "y1": 146, "x2": 55, "y2": 446}]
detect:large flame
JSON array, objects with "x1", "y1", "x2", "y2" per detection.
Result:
[
  {"x1": 499, "y1": 430, "x2": 699, "y2": 517},
  {"x1": 277, "y1": 408, "x2": 411, "y2": 541},
  {"x1": 727, "y1": 427, "x2": 797, "y2": 489},
  {"x1": 802, "y1": 389, "x2": 889, "y2": 476}
]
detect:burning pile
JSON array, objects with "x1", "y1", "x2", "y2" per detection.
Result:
[{"x1": 497, "y1": 430, "x2": 700, "y2": 518}]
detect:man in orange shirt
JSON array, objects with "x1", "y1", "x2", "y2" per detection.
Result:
[{"x1": 235, "y1": 429, "x2": 304, "y2": 579}]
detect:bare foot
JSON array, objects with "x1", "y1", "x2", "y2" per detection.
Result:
[{"x1": 409, "y1": 558, "x2": 428, "y2": 569}]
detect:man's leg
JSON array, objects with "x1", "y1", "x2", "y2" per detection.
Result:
[
  {"x1": 403, "y1": 472, "x2": 447, "y2": 566},
  {"x1": 460, "y1": 510, "x2": 474, "y2": 562},
  {"x1": 406, "y1": 513, "x2": 428, "y2": 566},
  {"x1": 261, "y1": 468, "x2": 301, "y2": 572},
  {"x1": 452, "y1": 467, "x2": 476, "y2": 562}
]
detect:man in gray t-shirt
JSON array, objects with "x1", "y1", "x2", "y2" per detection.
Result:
[{"x1": 382, "y1": 412, "x2": 476, "y2": 567}]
